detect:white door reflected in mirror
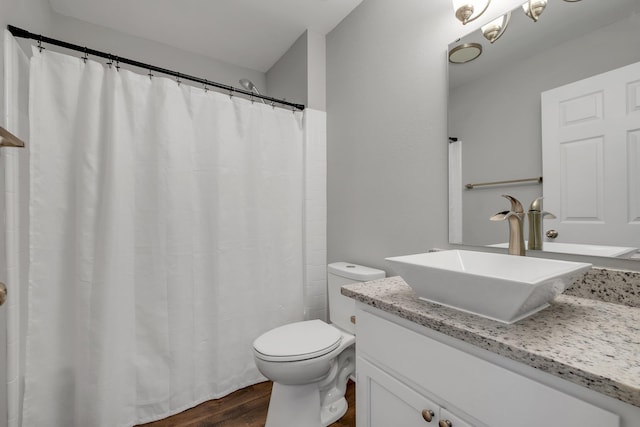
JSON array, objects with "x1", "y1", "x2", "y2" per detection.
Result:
[{"x1": 541, "y1": 61, "x2": 640, "y2": 251}]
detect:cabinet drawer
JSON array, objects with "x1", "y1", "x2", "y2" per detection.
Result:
[{"x1": 356, "y1": 308, "x2": 619, "y2": 427}]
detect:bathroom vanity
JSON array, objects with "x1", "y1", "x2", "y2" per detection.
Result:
[{"x1": 343, "y1": 276, "x2": 640, "y2": 427}]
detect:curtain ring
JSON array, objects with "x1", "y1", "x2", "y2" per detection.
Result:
[
  {"x1": 82, "y1": 47, "x2": 88, "y2": 64},
  {"x1": 106, "y1": 54, "x2": 113, "y2": 69},
  {"x1": 271, "y1": 100, "x2": 275, "y2": 110},
  {"x1": 37, "y1": 36, "x2": 45, "y2": 53},
  {"x1": 203, "y1": 80, "x2": 209, "y2": 93},
  {"x1": 148, "y1": 68, "x2": 153, "y2": 80},
  {"x1": 229, "y1": 87, "x2": 234, "y2": 99},
  {"x1": 250, "y1": 93, "x2": 254, "y2": 104},
  {"x1": 115, "y1": 57, "x2": 120, "y2": 72},
  {"x1": 176, "y1": 73, "x2": 181, "y2": 87}
]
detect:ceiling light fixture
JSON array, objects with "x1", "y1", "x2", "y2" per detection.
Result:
[
  {"x1": 481, "y1": 12, "x2": 511, "y2": 44},
  {"x1": 452, "y1": 0, "x2": 492, "y2": 25},
  {"x1": 522, "y1": 0, "x2": 547, "y2": 22}
]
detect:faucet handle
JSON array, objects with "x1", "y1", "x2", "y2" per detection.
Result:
[
  {"x1": 542, "y1": 211, "x2": 556, "y2": 220},
  {"x1": 529, "y1": 196, "x2": 543, "y2": 211},
  {"x1": 490, "y1": 210, "x2": 510, "y2": 221},
  {"x1": 501, "y1": 195, "x2": 524, "y2": 214}
]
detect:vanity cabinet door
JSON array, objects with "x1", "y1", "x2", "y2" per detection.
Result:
[{"x1": 357, "y1": 357, "x2": 472, "y2": 427}]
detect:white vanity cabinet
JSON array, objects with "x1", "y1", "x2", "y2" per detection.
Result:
[
  {"x1": 355, "y1": 307, "x2": 627, "y2": 427},
  {"x1": 358, "y1": 357, "x2": 472, "y2": 426}
]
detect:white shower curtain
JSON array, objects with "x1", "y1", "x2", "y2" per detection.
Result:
[{"x1": 24, "y1": 48, "x2": 305, "y2": 427}]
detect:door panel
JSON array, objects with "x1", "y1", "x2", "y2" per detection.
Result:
[
  {"x1": 560, "y1": 137, "x2": 603, "y2": 221},
  {"x1": 629, "y1": 130, "x2": 640, "y2": 223},
  {"x1": 542, "y1": 61, "x2": 640, "y2": 247}
]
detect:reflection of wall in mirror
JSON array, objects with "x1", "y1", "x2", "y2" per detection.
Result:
[{"x1": 449, "y1": 13, "x2": 640, "y2": 247}]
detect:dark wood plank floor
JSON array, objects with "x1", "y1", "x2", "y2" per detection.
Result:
[{"x1": 137, "y1": 380, "x2": 356, "y2": 427}]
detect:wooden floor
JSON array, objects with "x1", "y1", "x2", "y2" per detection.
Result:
[{"x1": 137, "y1": 380, "x2": 356, "y2": 427}]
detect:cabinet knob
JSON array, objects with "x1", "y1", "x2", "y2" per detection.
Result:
[
  {"x1": 0, "y1": 282, "x2": 6, "y2": 306},
  {"x1": 350, "y1": 315, "x2": 356, "y2": 324},
  {"x1": 546, "y1": 229, "x2": 559, "y2": 239},
  {"x1": 439, "y1": 421, "x2": 452, "y2": 427},
  {"x1": 421, "y1": 409, "x2": 435, "y2": 422}
]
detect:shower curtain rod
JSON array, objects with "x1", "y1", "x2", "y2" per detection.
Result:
[{"x1": 7, "y1": 25, "x2": 306, "y2": 111}]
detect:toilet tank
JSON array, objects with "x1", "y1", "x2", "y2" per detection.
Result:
[{"x1": 327, "y1": 262, "x2": 385, "y2": 334}]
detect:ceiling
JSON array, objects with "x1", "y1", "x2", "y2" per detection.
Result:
[{"x1": 48, "y1": 0, "x2": 363, "y2": 72}]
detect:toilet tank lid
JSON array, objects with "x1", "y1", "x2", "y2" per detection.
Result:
[{"x1": 328, "y1": 262, "x2": 385, "y2": 282}]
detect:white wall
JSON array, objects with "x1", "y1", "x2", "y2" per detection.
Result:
[
  {"x1": 306, "y1": 31, "x2": 326, "y2": 112},
  {"x1": 267, "y1": 31, "x2": 308, "y2": 106},
  {"x1": 326, "y1": 0, "x2": 456, "y2": 271},
  {"x1": 266, "y1": 29, "x2": 326, "y2": 111}
]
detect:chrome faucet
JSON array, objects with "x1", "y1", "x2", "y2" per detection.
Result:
[
  {"x1": 527, "y1": 197, "x2": 556, "y2": 251},
  {"x1": 490, "y1": 195, "x2": 525, "y2": 256}
]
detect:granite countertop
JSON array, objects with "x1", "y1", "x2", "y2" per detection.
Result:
[{"x1": 342, "y1": 276, "x2": 640, "y2": 408}]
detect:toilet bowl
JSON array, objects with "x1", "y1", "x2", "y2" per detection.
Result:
[{"x1": 252, "y1": 262, "x2": 385, "y2": 427}]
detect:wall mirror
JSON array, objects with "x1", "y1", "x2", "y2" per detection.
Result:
[{"x1": 448, "y1": 0, "x2": 640, "y2": 263}]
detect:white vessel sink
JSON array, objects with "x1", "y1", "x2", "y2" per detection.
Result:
[
  {"x1": 385, "y1": 250, "x2": 591, "y2": 324},
  {"x1": 488, "y1": 242, "x2": 637, "y2": 258}
]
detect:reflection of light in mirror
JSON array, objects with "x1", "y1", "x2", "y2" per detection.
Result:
[
  {"x1": 522, "y1": 0, "x2": 547, "y2": 22},
  {"x1": 449, "y1": 43, "x2": 483, "y2": 64},
  {"x1": 481, "y1": 12, "x2": 511, "y2": 43},
  {"x1": 452, "y1": 0, "x2": 491, "y2": 25}
]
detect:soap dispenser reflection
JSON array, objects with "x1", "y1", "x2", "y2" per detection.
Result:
[{"x1": 527, "y1": 197, "x2": 556, "y2": 251}]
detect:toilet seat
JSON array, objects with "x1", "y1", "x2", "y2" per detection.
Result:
[{"x1": 253, "y1": 320, "x2": 342, "y2": 362}]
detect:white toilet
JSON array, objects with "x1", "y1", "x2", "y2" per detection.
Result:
[{"x1": 253, "y1": 262, "x2": 385, "y2": 427}]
